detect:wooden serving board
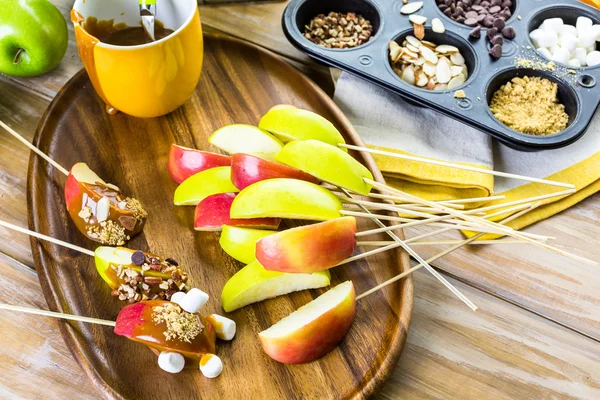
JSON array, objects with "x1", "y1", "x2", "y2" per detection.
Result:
[{"x1": 27, "y1": 33, "x2": 413, "y2": 400}]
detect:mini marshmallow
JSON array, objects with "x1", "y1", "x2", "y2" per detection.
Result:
[
  {"x1": 537, "y1": 47, "x2": 553, "y2": 60},
  {"x1": 559, "y1": 34, "x2": 578, "y2": 53},
  {"x1": 158, "y1": 351, "x2": 185, "y2": 374},
  {"x1": 542, "y1": 18, "x2": 563, "y2": 33},
  {"x1": 578, "y1": 29, "x2": 597, "y2": 48},
  {"x1": 170, "y1": 291, "x2": 186, "y2": 304},
  {"x1": 178, "y1": 288, "x2": 209, "y2": 313},
  {"x1": 576, "y1": 17, "x2": 593, "y2": 35},
  {"x1": 587, "y1": 51, "x2": 600, "y2": 67},
  {"x1": 536, "y1": 31, "x2": 558, "y2": 48},
  {"x1": 550, "y1": 44, "x2": 562, "y2": 55},
  {"x1": 558, "y1": 24, "x2": 578, "y2": 37},
  {"x1": 529, "y1": 29, "x2": 544, "y2": 47},
  {"x1": 566, "y1": 58, "x2": 581, "y2": 68},
  {"x1": 208, "y1": 314, "x2": 236, "y2": 341},
  {"x1": 575, "y1": 47, "x2": 588, "y2": 65},
  {"x1": 199, "y1": 354, "x2": 223, "y2": 378},
  {"x1": 551, "y1": 47, "x2": 570, "y2": 64}
]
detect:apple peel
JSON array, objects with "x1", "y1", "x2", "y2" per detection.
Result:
[
  {"x1": 194, "y1": 193, "x2": 280, "y2": 231},
  {"x1": 219, "y1": 225, "x2": 275, "y2": 264}
]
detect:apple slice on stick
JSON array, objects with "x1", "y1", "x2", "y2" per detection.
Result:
[
  {"x1": 168, "y1": 144, "x2": 231, "y2": 184},
  {"x1": 258, "y1": 105, "x2": 347, "y2": 151},
  {"x1": 174, "y1": 166, "x2": 239, "y2": 206},
  {"x1": 221, "y1": 261, "x2": 331, "y2": 312},
  {"x1": 256, "y1": 217, "x2": 357, "y2": 273},
  {"x1": 276, "y1": 140, "x2": 374, "y2": 195},
  {"x1": 208, "y1": 124, "x2": 283, "y2": 161},
  {"x1": 231, "y1": 153, "x2": 319, "y2": 190},
  {"x1": 259, "y1": 281, "x2": 356, "y2": 364},
  {"x1": 219, "y1": 226, "x2": 275, "y2": 264},
  {"x1": 194, "y1": 193, "x2": 280, "y2": 231},
  {"x1": 230, "y1": 178, "x2": 343, "y2": 221}
]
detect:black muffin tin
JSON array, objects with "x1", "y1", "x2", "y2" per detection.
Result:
[{"x1": 282, "y1": 0, "x2": 600, "y2": 150}]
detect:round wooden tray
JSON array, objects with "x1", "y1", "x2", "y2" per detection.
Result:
[{"x1": 27, "y1": 33, "x2": 413, "y2": 400}]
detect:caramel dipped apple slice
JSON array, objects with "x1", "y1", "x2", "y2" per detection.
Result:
[
  {"x1": 65, "y1": 163, "x2": 147, "y2": 245},
  {"x1": 114, "y1": 300, "x2": 216, "y2": 365}
]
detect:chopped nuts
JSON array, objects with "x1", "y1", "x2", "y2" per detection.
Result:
[{"x1": 304, "y1": 12, "x2": 373, "y2": 49}]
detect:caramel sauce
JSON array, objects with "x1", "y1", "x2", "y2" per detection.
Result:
[{"x1": 82, "y1": 16, "x2": 174, "y2": 46}]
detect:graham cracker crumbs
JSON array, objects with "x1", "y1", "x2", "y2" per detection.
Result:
[
  {"x1": 125, "y1": 197, "x2": 148, "y2": 220},
  {"x1": 515, "y1": 57, "x2": 556, "y2": 71},
  {"x1": 152, "y1": 303, "x2": 203, "y2": 343},
  {"x1": 453, "y1": 90, "x2": 466, "y2": 99},
  {"x1": 87, "y1": 220, "x2": 129, "y2": 245},
  {"x1": 489, "y1": 76, "x2": 568, "y2": 136}
]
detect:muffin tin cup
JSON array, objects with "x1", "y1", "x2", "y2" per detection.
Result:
[{"x1": 283, "y1": 0, "x2": 600, "y2": 150}]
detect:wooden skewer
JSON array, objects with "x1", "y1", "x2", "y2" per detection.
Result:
[
  {"x1": 0, "y1": 303, "x2": 116, "y2": 327},
  {"x1": 367, "y1": 179, "x2": 597, "y2": 266},
  {"x1": 468, "y1": 189, "x2": 575, "y2": 214},
  {"x1": 0, "y1": 220, "x2": 95, "y2": 257},
  {"x1": 337, "y1": 187, "x2": 478, "y2": 311},
  {"x1": 356, "y1": 203, "x2": 540, "y2": 301},
  {"x1": 357, "y1": 239, "x2": 529, "y2": 246},
  {"x1": 341, "y1": 143, "x2": 575, "y2": 190},
  {"x1": 0, "y1": 120, "x2": 69, "y2": 176},
  {"x1": 360, "y1": 192, "x2": 506, "y2": 206},
  {"x1": 339, "y1": 195, "x2": 465, "y2": 210}
]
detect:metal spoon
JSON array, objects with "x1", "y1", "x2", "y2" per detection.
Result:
[{"x1": 139, "y1": 0, "x2": 156, "y2": 42}]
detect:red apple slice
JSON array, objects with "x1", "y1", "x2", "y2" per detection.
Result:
[
  {"x1": 231, "y1": 153, "x2": 319, "y2": 190},
  {"x1": 168, "y1": 144, "x2": 231, "y2": 184},
  {"x1": 259, "y1": 281, "x2": 356, "y2": 364},
  {"x1": 256, "y1": 217, "x2": 357, "y2": 273},
  {"x1": 194, "y1": 193, "x2": 280, "y2": 231},
  {"x1": 115, "y1": 300, "x2": 216, "y2": 363}
]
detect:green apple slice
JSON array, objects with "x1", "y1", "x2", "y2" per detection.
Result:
[
  {"x1": 219, "y1": 225, "x2": 275, "y2": 264},
  {"x1": 276, "y1": 140, "x2": 374, "y2": 195},
  {"x1": 208, "y1": 124, "x2": 283, "y2": 161},
  {"x1": 95, "y1": 246, "x2": 134, "y2": 289},
  {"x1": 230, "y1": 178, "x2": 342, "y2": 221},
  {"x1": 174, "y1": 166, "x2": 239, "y2": 206},
  {"x1": 258, "y1": 106, "x2": 347, "y2": 151},
  {"x1": 221, "y1": 260, "x2": 331, "y2": 312}
]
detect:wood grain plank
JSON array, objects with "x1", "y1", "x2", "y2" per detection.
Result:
[{"x1": 1, "y1": 255, "x2": 598, "y2": 399}]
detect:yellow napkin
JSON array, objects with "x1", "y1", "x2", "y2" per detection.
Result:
[{"x1": 333, "y1": 73, "x2": 600, "y2": 234}]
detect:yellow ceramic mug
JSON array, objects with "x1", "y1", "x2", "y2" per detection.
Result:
[{"x1": 71, "y1": 0, "x2": 203, "y2": 118}]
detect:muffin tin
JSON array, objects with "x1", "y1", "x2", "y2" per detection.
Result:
[{"x1": 282, "y1": 0, "x2": 600, "y2": 150}]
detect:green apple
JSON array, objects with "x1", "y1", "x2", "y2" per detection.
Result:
[
  {"x1": 230, "y1": 178, "x2": 342, "y2": 221},
  {"x1": 258, "y1": 106, "x2": 347, "y2": 151},
  {"x1": 208, "y1": 124, "x2": 283, "y2": 161},
  {"x1": 219, "y1": 225, "x2": 275, "y2": 264},
  {"x1": 0, "y1": 0, "x2": 68, "y2": 77},
  {"x1": 174, "y1": 166, "x2": 239, "y2": 206},
  {"x1": 221, "y1": 260, "x2": 331, "y2": 312},
  {"x1": 276, "y1": 140, "x2": 374, "y2": 195}
]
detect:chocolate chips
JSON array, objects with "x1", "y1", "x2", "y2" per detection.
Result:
[
  {"x1": 469, "y1": 26, "x2": 481, "y2": 39},
  {"x1": 502, "y1": 26, "x2": 516, "y2": 40},
  {"x1": 489, "y1": 44, "x2": 503, "y2": 59},
  {"x1": 131, "y1": 250, "x2": 145, "y2": 266},
  {"x1": 435, "y1": 0, "x2": 513, "y2": 28}
]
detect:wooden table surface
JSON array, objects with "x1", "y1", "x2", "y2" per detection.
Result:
[{"x1": 0, "y1": 2, "x2": 599, "y2": 399}]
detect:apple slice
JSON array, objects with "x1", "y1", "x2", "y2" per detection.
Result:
[
  {"x1": 231, "y1": 153, "x2": 319, "y2": 190},
  {"x1": 66, "y1": 163, "x2": 147, "y2": 245},
  {"x1": 168, "y1": 144, "x2": 231, "y2": 184},
  {"x1": 259, "y1": 281, "x2": 356, "y2": 364},
  {"x1": 221, "y1": 261, "x2": 331, "y2": 312},
  {"x1": 230, "y1": 178, "x2": 342, "y2": 221},
  {"x1": 276, "y1": 140, "x2": 373, "y2": 195},
  {"x1": 256, "y1": 217, "x2": 357, "y2": 273},
  {"x1": 219, "y1": 225, "x2": 275, "y2": 264},
  {"x1": 174, "y1": 166, "x2": 239, "y2": 206},
  {"x1": 208, "y1": 124, "x2": 283, "y2": 161},
  {"x1": 258, "y1": 106, "x2": 347, "y2": 150},
  {"x1": 115, "y1": 300, "x2": 216, "y2": 363},
  {"x1": 194, "y1": 193, "x2": 280, "y2": 231}
]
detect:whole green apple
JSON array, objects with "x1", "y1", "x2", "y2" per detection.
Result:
[{"x1": 0, "y1": 0, "x2": 68, "y2": 77}]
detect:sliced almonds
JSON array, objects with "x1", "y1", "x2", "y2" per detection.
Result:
[
  {"x1": 413, "y1": 23, "x2": 425, "y2": 40},
  {"x1": 432, "y1": 18, "x2": 445, "y2": 33},
  {"x1": 400, "y1": 1, "x2": 423, "y2": 15},
  {"x1": 408, "y1": 15, "x2": 427, "y2": 25},
  {"x1": 389, "y1": 37, "x2": 469, "y2": 91}
]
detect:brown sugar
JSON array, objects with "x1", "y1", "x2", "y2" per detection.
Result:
[{"x1": 489, "y1": 76, "x2": 569, "y2": 136}]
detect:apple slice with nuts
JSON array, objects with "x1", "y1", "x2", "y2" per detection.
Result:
[
  {"x1": 194, "y1": 193, "x2": 280, "y2": 232},
  {"x1": 230, "y1": 178, "x2": 342, "y2": 221},
  {"x1": 259, "y1": 281, "x2": 356, "y2": 364},
  {"x1": 276, "y1": 139, "x2": 373, "y2": 195},
  {"x1": 168, "y1": 144, "x2": 231, "y2": 184},
  {"x1": 174, "y1": 166, "x2": 239, "y2": 206},
  {"x1": 221, "y1": 260, "x2": 331, "y2": 312},
  {"x1": 256, "y1": 217, "x2": 357, "y2": 273},
  {"x1": 258, "y1": 105, "x2": 347, "y2": 150},
  {"x1": 208, "y1": 124, "x2": 283, "y2": 161},
  {"x1": 231, "y1": 153, "x2": 319, "y2": 190}
]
